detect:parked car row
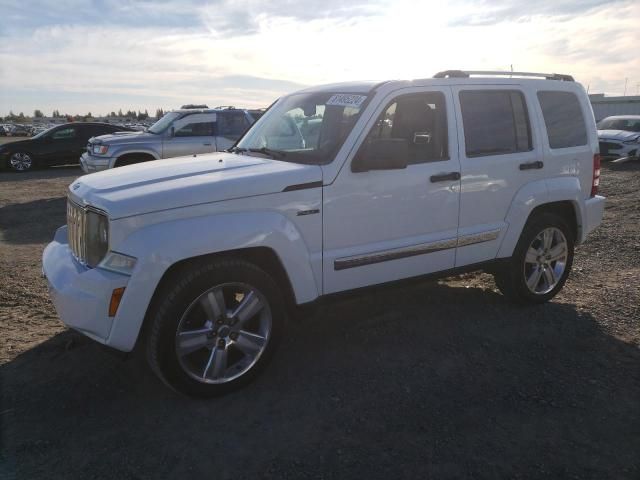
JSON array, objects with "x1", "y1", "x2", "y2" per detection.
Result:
[
  {"x1": 0, "y1": 107, "x2": 264, "y2": 172},
  {"x1": 0, "y1": 124, "x2": 39, "y2": 137}
]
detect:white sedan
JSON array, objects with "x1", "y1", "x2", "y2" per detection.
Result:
[{"x1": 597, "y1": 115, "x2": 640, "y2": 160}]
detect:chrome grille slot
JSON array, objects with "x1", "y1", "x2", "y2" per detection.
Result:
[{"x1": 67, "y1": 199, "x2": 87, "y2": 264}]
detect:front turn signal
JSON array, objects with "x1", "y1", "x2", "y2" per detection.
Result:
[{"x1": 109, "y1": 287, "x2": 126, "y2": 317}]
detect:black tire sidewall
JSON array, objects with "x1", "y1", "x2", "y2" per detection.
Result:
[
  {"x1": 115, "y1": 155, "x2": 150, "y2": 168},
  {"x1": 147, "y1": 258, "x2": 285, "y2": 397},
  {"x1": 508, "y1": 213, "x2": 575, "y2": 304}
]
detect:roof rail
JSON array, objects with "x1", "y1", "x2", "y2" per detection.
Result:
[
  {"x1": 214, "y1": 105, "x2": 236, "y2": 110},
  {"x1": 433, "y1": 70, "x2": 574, "y2": 81}
]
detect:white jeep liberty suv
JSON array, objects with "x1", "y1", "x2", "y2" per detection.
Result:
[{"x1": 43, "y1": 70, "x2": 605, "y2": 397}]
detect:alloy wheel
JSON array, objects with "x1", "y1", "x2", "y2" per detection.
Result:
[
  {"x1": 175, "y1": 282, "x2": 271, "y2": 384},
  {"x1": 9, "y1": 152, "x2": 33, "y2": 171},
  {"x1": 523, "y1": 227, "x2": 568, "y2": 295}
]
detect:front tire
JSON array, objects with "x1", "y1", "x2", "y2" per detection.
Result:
[
  {"x1": 494, "y1": 213, "x2": 574, "y2": 304},
  {"x1": 8, "y1": 152, "x2": 35, "y2": 172},
  {"x1": 145, "y1": 257, "x2": 286, "y2": 397}
]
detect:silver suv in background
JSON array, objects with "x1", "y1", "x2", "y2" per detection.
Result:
[{"x1": 81, "y1": 107, "x2": 264, "y2": 172}]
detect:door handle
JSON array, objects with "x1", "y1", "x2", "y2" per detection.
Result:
[
  {"x1": 430, "y1": 172, "x2": 461, "y2": 183},
  {"x1": 203, "y1": 143, "x2": 212, "y2": 146},
  {"x1": 519, "y1": 160, "x2": 544, "y2": 170}
]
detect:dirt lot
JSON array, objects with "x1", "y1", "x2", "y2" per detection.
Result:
[{"x1": 1, "y1": 163, "x2": 639, "y2": 479}]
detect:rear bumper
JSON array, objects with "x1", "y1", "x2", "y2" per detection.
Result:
[
  {"x1": 580, "y1": 195, "x2": 606, "y2": 243},
  {"x1": 42, "y1": 226, "x2": 130, "y2": 348}
]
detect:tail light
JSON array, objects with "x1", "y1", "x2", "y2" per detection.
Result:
[{"x1": 591, "y1": 154, "x2": 601, "y2": 197}]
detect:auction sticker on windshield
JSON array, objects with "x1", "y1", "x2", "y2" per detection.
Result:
[{"x1": 326, "y1": 94, "x2": 367, "y2": 108}]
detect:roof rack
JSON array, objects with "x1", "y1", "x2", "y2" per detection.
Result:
[
  {"x1": 214, "y1": 105, "x2": 237, "y2": 110},
  {"x1": 433, "y1": 70, "x2": 574, "y2": 81}
]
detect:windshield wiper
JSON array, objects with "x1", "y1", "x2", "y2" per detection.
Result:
[{"x1": 229, "y1": 146, "x2": 287, "y2": 159}]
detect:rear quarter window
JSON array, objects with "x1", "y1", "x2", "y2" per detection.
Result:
[{"x1": 537, "y1": 91, "x2": 588, "y2": 149}]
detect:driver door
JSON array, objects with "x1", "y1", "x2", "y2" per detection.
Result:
[
  {"x1": 39, "y1": 125, "x2": 81, "y2": 166},
  {"x1": 162, "y1": 113, "x2": 217, "y2": 158},
  {"x1": 322, "y1": 88, "x2": 461, "y2": 294}
]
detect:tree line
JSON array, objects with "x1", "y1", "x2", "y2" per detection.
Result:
[{"x1": 3, "y1": 108, "x2": 166, "y2": 122}]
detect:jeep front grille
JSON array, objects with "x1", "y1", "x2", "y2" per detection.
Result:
[{"x1": 67, "y1": 199, "x2": 87, "y2": 264}]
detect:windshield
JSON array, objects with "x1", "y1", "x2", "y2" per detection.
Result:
[
  {"x1": 32, "y1": 126, "x2": 57, "y2": 139},
  {"x1": 235, "y1": 92, "x2": 370, "y2": 164},
  {"x1": 597, "y1": 117, "x2": 640, "y2": 132},
  {"x1": 148, "y1": 112, "x2": 182, "y2": 134}
]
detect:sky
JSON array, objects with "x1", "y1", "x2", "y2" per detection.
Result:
[{"x1": 0, "y1": 0, "x2": 639, "y2": 117}]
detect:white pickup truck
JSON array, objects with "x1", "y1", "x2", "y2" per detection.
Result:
[{"x1": 43, "y1": 70, "x2": 605, "y2": 397}]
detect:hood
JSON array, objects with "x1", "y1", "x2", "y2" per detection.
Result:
[
  {"x1": 90, "y1": 130, "x2": 152, "y2": 145},
  {"x1": 69, "y1": 152, "x2": 323, "y2": 219},
  {"x1": 597, "y1": 129, "x2": 640, "y2": 142},
  {"x1": 0, "y1": 138, "x2": 34, "y2": 150}
]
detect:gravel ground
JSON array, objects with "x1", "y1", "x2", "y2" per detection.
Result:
[{"x1": 1, "y1": 162, "x2": 639, "y2": 479}]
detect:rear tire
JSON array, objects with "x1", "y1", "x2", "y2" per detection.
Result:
[
  {"x1": 145, "y1": 257, "x2": 286, "y2": 397},
  {"x1": 494, "y1": 212, "x2": 574, "y2": 304}
]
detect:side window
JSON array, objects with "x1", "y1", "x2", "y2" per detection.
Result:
[
  {"x1": 83, "y1": 125, "x2": 104, "y2": 138},
  {"x1": 537, "y1": 91, "x2": 588, "y2": 149},
  {"x1": 51, "y1": 127, "x2": 76, "y2": 140},
  {"x1": 175, "y1": 120, "x2": 214, "y2": 137},
  {"x1": 218, "y1": 112, "x2": 250, "y2": 137},
  {"x1": 364, "y1": 92, "x2": 449, "y2": 164},
  {"x1": 459, "y1": 90, "x2": 532, "y2": 157}
]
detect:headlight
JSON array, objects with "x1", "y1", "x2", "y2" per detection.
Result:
[
  {"x1": 622, "y1": 137, "x2": 640, "y2": 145},
  {"x1": 85, "y1": 210, "x2": 109, "y2": 267},
  {"x1": 92, "y1": 144, "x2": 109, "y2": 155},
  {"x1": 99, "y1": 252, "x2": 137, "y2": 276}
]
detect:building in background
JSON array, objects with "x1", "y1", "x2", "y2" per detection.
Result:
[{"x1": 589, "y1": 94, "x2": 640, "y2": 122}]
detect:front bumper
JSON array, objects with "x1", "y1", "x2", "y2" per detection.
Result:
[
  {"x1": 42, "y1": 226, "x2": 130, "y2": 348},
  {"x1": 80, "y1": 152, "x2": 113, "y2": 173},
  {"x1": 598, "y1": 140, "x2": 639, "y2": 160}
]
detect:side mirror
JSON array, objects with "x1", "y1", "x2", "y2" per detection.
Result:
[
  {"x1": 351, "y1": 138, "x2": 409, "y2": 172},
  {"x1": 169, "y1": 126, "x2": 175, "y2": 138}
]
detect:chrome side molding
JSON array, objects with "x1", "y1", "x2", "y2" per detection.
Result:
[{"x1": 334, "y1": 228, "x2": 501, "y2": 271}]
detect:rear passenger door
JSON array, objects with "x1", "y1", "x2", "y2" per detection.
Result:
[
  {"x1": 452, "y1": 85, "x2": 546, "y2": 266},
  {"x1": 215, "y1": 111, "x2": 251, "y2": 151}
]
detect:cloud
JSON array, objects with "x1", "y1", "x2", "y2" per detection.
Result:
[
  {"x1": 0, "y1": 0, "x2": 639, "y2": 115},
  {"x1": 200, "y1": 0, "x2": 384, "y2": 36},
  {"x1": 448, "y1": 0, "x2": 632, "y2": 26}
]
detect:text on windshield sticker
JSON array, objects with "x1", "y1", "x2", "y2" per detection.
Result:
[{"x1": 326, "y1": 94, "x2": 367, "y2": 108}]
